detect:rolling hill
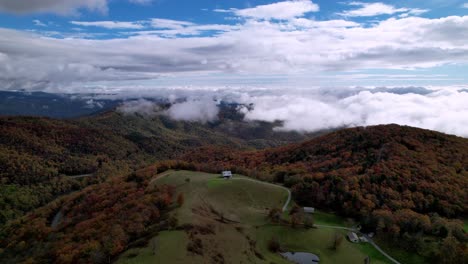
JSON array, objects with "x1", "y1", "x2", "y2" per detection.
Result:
[
  {"x1": 0, "y1": 109, "x2": 313, "y2": 227},
  {"x1": 0, "y1": 118, "x2": 466, "y2": 263},
  {"x1": 184, "y1": 124, "x2": 467, "y2": 219},
  {"x1": 116, "y1": 170, "x2": 389, "y2": 264},
  {"x1": 0, "y1": 168, "x2": 391, "y2": 264},
  {"x1": 183, "y1": 124, "x2": 468, "y2": 263}
]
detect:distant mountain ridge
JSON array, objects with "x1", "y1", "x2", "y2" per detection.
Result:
[{"x1": 0, "y1": 90, "x2": 122, "y2": 118}]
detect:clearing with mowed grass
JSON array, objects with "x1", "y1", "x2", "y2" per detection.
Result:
[{"x1": 117, "y1": 170, "x2": 391, "y2": 264}]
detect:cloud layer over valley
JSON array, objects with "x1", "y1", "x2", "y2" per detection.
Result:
[
  {"x1": 114, "y1": 86, "x2": 468, "y2": 137},
  {"x1": 118, "y1": 97, "x2": 220, "y2": 123}
]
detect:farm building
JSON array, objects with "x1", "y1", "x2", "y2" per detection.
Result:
[
  {"x1": 347, "y1": 232, "x2": 359, "y2": 243},
  {"x1": 303, "y1": 207, "x2": 315, "y2": 214},
  {"x1": 222, "y1": 171, "x2": 232, "y2": 179}
]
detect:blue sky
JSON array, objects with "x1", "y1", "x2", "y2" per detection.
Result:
[
  {"x1": 0, "y1": 0, "x2": 467, "y2": 135},
  {"x1": 0, "y1": 0, "x2": 467, "y2": 90},
  {"x1": 2, "y1": 1, "x2": 468, "y2": 35}
]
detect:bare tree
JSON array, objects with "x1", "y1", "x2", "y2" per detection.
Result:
[
  {"x1": 268, "y1": 208, "x2": 282, "y2": 223},
  {"x1": 290, "y1": 213, "x2": 303, "y2": 228}
]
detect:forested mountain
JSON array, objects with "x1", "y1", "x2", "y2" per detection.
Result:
[
  {"x1": 184, "y1": 124, "x2": 468, "y2": 261},
  {"x1": 186, "y1": 124, "x2": 467, "y2": 218},
  {"x1": 1, "y1": 111, "x2": 466, "y2": 263},
  {"x1": 0, "y1": 161, "x2": 186, "y2": 263},
  {"x1": 0, "y1": 110, "x2": 312, "y2": 227}
]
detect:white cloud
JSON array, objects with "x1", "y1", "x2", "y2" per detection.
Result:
[
  {"x1": 118, "y1": 97, "x2": 219, "y2": 123},
  {"x1": 463, "y1": 3, "x2": 468, "y2": 8},
  {"x1": 33, "y1": 19, "x2": 46, "y2": 27},
  {"x1": 239, "y1": 87, "x2": 468, "y2": 137},
  {"x1": 216, "y1": 0, "x2": 319, "y2": 20},
  {"x1": 70, "y1": 21, "x2": 145, "y2": 29},
  {"x1": 68, "y1": 18, "x2": 234, "y2": 34},
  {"x1": 407, "y1": 8, "x2": 429, "y2": 16},
  {"x1": 290, "y1": 18, "x2": 360, "y2": 28},
  {"x1": 132, "y1": 23, "x2": 237, "y2": 37},
  {"x1": 165, "y1": 98, "x2": 219, "y2": 122},
  {"x1": 339, "y1": 2, "x2": 427, "y2": 17},
  {"x1": 150, "y1": 18, "x2": 195, "y2": 29}
]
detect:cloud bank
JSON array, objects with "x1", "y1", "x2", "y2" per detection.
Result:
[
  {"x1": 118, "y1": 98, "x2": 219, "y2": 123},
  {"x1": 339, "y1": 2, "x2": 428, "y2": 17},
  {"x1": 114, "y1": 86, "x2": 468, "y2": 137},
  {"x1": 165, "y1": 99, "x2": 219, "y2": 123},
  {"x1": 242, "y1": 88, "x2": 468, "y2": 137}
]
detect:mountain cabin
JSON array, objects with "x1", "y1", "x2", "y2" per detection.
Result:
[{"x1": 222, "y1": 171, "x2": 232, "y2": 179}]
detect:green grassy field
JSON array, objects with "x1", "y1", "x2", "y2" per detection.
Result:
[
  {"x1": 372, "y1": 237, "x2": 429, "y2": 264},
  {"x1": 117, "y1": 170, "x2": 392, "y2": 264},
  {"x1": 255, "y1": 226, "x2": 389, "y2": 264},
  {"x1": 313, "y1": 211, "x2": 352, "y2": 227}
]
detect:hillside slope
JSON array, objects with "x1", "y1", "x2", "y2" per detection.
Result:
[
  {"x1": 184, "y1": 124, "x2": 468, "y2": 262},
  {"x1": 76, "y1": 107, "x2": 312, "y2": 150},
  {"x1": 264, "y1": 124, "x2": 467, "y2": 218},
  {"x1": 1, "y1": 124, "x2": 466, "y2": 263},
  {"x1": 117, "y1": 170, "x2": 389, "y2": 264},
  {"x1": 0, "y1": 110, "x2": 312, "y2": 227},
  {"x1": 0, "y1": 167, "x2": 389, "y2": 264},
  {"x1": 0, "y1": 163, "x2": 177, "y2": 264},
  {"x1": 186, "y1": 124, "x2": 468, "y2": 218}
]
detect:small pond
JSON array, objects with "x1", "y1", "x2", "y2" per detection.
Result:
[{"x1": 280, "y1": 252, "x2": 320, "y2": 264}]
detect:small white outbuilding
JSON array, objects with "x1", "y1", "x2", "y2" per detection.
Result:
[
  {"x1": 303, "y1": 207, "x2": 315, "y2": 214},
  {"x1": 222, "y1": 171, "x2": 232, "y2": 179}
]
